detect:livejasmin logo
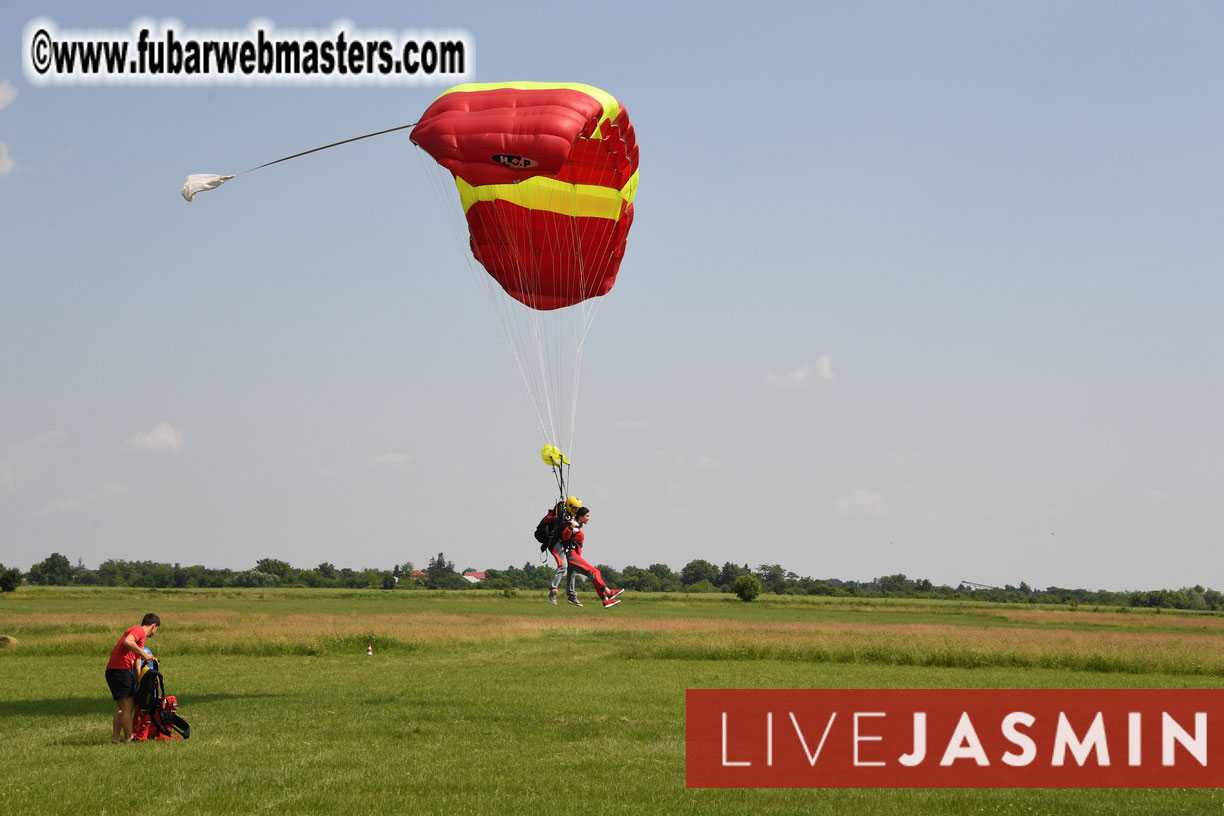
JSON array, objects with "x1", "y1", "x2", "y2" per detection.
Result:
[{"x1": 685, "y1": 689, "x2": 1224, "y2": 788}]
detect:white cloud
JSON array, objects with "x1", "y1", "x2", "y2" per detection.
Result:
[
  {"x1": 613, "y1": 419, "x2": 648, "y2": 431},
  {"x1": 38, "y1": 481, "x2": 131, "y2": 516},
  {"x1": 836, "y1": 487, "x2": 887, "y2": 515},
  {"x1": 125, "y1": 422, "x2": 184, "y2": 453},
  {"x1": 767, "y1": 354, "x2": 835, "y2": 388},
  {"x1": 370, "y1": 452, "x2": 411, "y2": 466},
  {"x1": 0, "y1": 79, "x2": 17, "y2": 177}
]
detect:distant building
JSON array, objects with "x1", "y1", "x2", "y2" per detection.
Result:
[{"x1": 462, "y1": 570, "x2": 486, "y2": 584}]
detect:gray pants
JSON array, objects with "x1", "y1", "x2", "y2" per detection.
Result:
[
  {"x1": 549, "y1": 542, "x2": 570, "y2": 593},
  {"x1": 548, "y1": 543, "x2": 588, "y2": 595}
]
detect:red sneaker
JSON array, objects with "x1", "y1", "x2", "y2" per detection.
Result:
[
  {"x1": 604, "y1": 588, "x2": 624, "y2": 600},
  {"x1": 602, "y1": 597, "x2": 621, "y2": 608}
]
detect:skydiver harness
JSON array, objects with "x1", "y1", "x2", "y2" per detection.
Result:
[
  {"x1": 536, "y1": 445, "x2": 576, "y2": 556},
  {"x1": 536, "y1": 503, "x2": 575, "y2": 554}
]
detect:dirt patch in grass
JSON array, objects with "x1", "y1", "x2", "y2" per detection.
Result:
[{"x1": 21, "y1": 603, "x2": 1224, "y2": 676}]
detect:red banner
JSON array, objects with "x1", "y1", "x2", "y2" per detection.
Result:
[{"x1": 686, "y1": 689, "x2": 1224, "y2": 788}]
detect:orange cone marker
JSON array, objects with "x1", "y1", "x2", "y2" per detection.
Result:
[{"x1": 367, "y1": 642, "x2": 373, "y2": 656}]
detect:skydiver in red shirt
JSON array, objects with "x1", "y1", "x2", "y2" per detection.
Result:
[{"x1": 558, "y1": 505, "x2": 623, "y2": 608}]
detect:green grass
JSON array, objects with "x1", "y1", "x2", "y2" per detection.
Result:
[{"x1": 2, "y1": 587, "x2": 1223, "y2": 815}]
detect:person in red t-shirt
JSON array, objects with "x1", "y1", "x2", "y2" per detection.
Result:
[
  {"x1": 561, "y1": 507, "x2": 623, "y2": 609},
  {"x1": 105, "y1": 613, "x2": 160, "y2": 743}
]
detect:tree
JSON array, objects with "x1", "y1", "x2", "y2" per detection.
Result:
[
  {"x1": 231, "y1": 570, "x2": 279, "y2": 587},
  {"x1": 316, "y1": 562, "x2": 339, "y2": 580},
  {"x1": 297, "y1": 569, "x2": 325, "y2": 588},
  {"x1": 133, "y1": 563, "x2": 174, "y2": 588},
  {"x1": 619, "y1": 566, "x2": 661, "y2": 593},
  {"x1": 756, "y1": 564, "x2": 787, "y2": 594},
  {"x1": 174, "y1": 565, "x2": 209, "y2": 589},
  {"x1": 733, "y1": 574, "x2": 762, "y2": 602},
  {"x1": 339, "y1": 569, "x2": 390, "y2": 589},
  {"x1": 648, "y1": 562, "x2": 676, "y2": 581},
  {"x1": 648, "y1": 563, "x2": 683, "y2": 592},
  {"x1": 717, "y1": 562, "x2": 749, "y2": 588},
  {"x1": 426, "y1": 552, "x2": 455, "y2": 579},
  {"x1": 28, "y1": 553, "x2": 75, "y2": 585},
  {"x1": 73, "y1": 568, "x2": 101, "y2": 586},
  {"x1": 255, "y1": 558, "x2": 295, "y2": 581},
  {"x1": 681, "y1": 559, "x2": 719, "y2": 587},
  {"x1": 425, "y1": 553, "x2": 466, "y2": 589},
  {"x1": 0, "y1": 564, "x2": 21, "y2": 592},
  {"x1": 97, "y1": 560, "x2": 123, "y2": 586},
  {"x1": 876, "y1": 573, "x2": 915, "y2": 595},
  {"x1": 479, "y1": 568, "x2": 515, "y2": 590}
]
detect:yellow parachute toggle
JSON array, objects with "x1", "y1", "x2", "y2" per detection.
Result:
[{"x1": 541, "y1": 444, "x2": 571, "y2": 467}]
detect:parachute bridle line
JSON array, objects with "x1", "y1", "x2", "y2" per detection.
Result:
[
  {"x1": 236, "y1": 122, "x2": 419, "y2": 178},
  {"x1": 182, "y1": 122, "x2": 421, "y2": 201}
]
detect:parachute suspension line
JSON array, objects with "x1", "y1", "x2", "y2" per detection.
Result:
[
  {"x1": 411, "y1": 84, "x2": 635, "y2": 481},
  {"x1": 414, "y1": 151, "x2": 556, "y2": 447},
  {"x1": 475, "y1": 181, "x2": 589, "y2": 454},
  {"x1": 491, "y1": 199, "x2": 557, "y2": 446},
  {"x1": 529, "y1": 313, "x2": 559, "y2": 448},
  {"x1": 567, "y1": 303, "x2": 594, "y2": 458},
  {"x1": 559, "y1": 134, "x2": 618, "y2": 457}
]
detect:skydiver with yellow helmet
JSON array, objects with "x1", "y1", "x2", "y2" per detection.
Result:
[{"x1": 540, "y1": 496, "x2": 623, "y2": 608}]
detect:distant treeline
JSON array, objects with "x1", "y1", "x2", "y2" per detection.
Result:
[{"x1": 5, "y1": 552, "x2": 1221, "y2": 612}]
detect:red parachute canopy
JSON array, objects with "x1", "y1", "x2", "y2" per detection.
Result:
[{"x1": 411, "y1": 82, "x2": 639, "y2": 311}]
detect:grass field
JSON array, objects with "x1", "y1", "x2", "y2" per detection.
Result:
[{"x1": 2, "y1": 587, "x2": 1222, "y2": 815}]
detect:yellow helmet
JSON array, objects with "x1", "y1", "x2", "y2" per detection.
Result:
[{"x1": 565, "y1": 496, "x2": 583, "y2": 515}]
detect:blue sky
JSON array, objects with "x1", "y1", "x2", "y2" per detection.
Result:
[{"x1": 2, "y1": 1, "x2": 1221, "y2": 590}]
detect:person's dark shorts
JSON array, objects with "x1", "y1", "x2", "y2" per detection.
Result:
[{"x1": 105, "y1": 668, "x2": 136, "y2": 700}]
